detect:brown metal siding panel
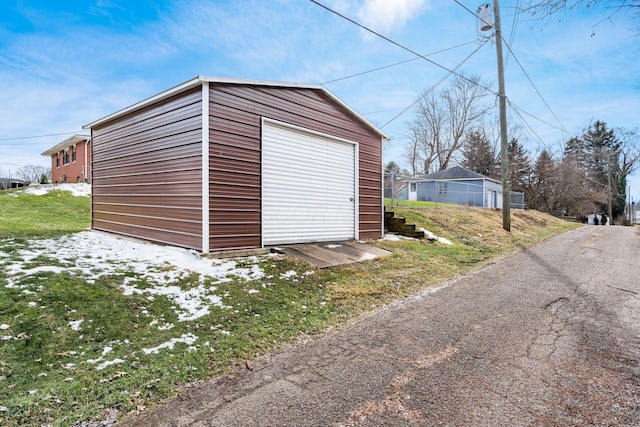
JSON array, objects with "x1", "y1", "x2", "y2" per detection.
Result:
[
  {"x1": 210, "y1": 168, "x2": 259, "y2": 184},
  {"x1": 93, "y1": 127, "x2": 202, "y2": 160},
  {"x1": 94, "y1": 203, "x2": 200, "y2": 221},
  {"x1": 94, "y1": 211, "x2": 201, "y2": 234},
  {"x1": 93, "y1": 181, "x2": 202, "y2": 195},
  {"x1": 93, "y1": 195, "x2": 201, "y2": 208},
  {"x1": 212, "y1": 88, "x2": 378, "y2": 142},
  {"x1": 208, "y1": 84, "x2": 382, "y2": 250},
  {"x1": 93, "y1": 158, "x2": 201, "y2": 179},
  {"x1": 209, "y1": 236, "x2": 261, "y2": 251},
  {"x1": 93, "y1": 221, "x2": 201, "y2": 250},
  {"x1": 92, "y1": 110, "x2": 201, "y2": 155},
  {"x1": 210, "y1": 158, "x2": 260, "y2": 177},
  {"x1": 209, "y1": 130, "x2": 260, "y2": 152},
  {"x1": 94, "y1": 169, "x2": 201, "y2": 186},
  {"x1": 91, "y1": 89, "x2": 203, "y2": 251},
  {"x1": 92, "y1": 90, "x2": 202, "y2": 139},
  {"x1": 210, "y1": 142, "x2": 260, "y2": 164}
]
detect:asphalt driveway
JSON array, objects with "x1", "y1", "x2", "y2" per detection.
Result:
[{"x1": 122, "y1": 225, "x2": 640, "y2": 426}]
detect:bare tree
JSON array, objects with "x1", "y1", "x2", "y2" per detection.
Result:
[
  {"x1": 0, "y1": 167, "x2": 7, "y2": 190},
  {"x1": 401, "y1": 128, "x2": 426, "y2": 176},
  {"x1": 408, "y1": 73, "x2": 492, "y2": 173},
  {"x1": 16, "y1": 165, "x2": 51, "y2": 185},
  {"x1": 411, "y1": 93, "x2": 443, "y2": 174},
  {"x1": 522, "y1": 1, "x2": 640, "y2": 16},
  {"x1": 521, "y1": 1, "x2": 640, "y2": 34},
  {"x1": 617, "y1": 127, "x2": 640, "y2": 178}
]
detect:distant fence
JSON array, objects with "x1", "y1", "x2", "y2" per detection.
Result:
[
  {"x1": 387, "y1": 180, "x2": 525, "y2": 210},
  {"x1": 510, "y1": 191, "x2": 525, "y2": 209}
]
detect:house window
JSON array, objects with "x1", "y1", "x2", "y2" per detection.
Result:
[
  {"x1": 56, "y1": 155, "x2": 60, "y2": 168},
  {"x1": 438, "y1": 181, "x2": 448, "y2": 196},
  {"x1": 410, "y1": 183, "x2": 416, "y2": 192},
  {"x1": 63, "y1": 150, "x2": 70, "y2": 165},
  {"x1": 71, "y1": 146, "x2": 77, "y2": 163}
]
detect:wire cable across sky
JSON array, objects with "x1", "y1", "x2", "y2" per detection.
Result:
[
  {"x1": 311, "y1": 0, "x2": 581, "y2": 163},
  {"x1": 321, "y1": 40, "x2": 478, "y2": 85},
  {"x1": 309, "y1": 0, "x2": 498, "y2": 96}
]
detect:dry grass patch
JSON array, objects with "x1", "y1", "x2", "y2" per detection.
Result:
[{"x1": 323, "y1": 207, "x2": 581, "y2": 314}]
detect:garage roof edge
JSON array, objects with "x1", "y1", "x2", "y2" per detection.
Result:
[{"x1": 83, "y1": 76, "x2": 388, "y2": 139}]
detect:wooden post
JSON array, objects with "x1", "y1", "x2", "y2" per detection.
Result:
[{"x1": 494, "y1": 0, "x2": 510, "y2": 231}]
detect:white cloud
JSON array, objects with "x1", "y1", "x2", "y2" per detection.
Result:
[{"x1": 356, "y1": 0, "x2": 430, "y2": 34}]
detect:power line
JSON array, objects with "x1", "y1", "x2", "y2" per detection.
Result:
[
  {"x1": 505, "y1": 0, "x2": 521, "y2": 68},
  {"x1": 311, "y1": 0, "x2": 580, "y2": 162},
  {"x1": 309, "y1": 0, "x2": 498, "y2": 96},
  {"x1": 0, "y1": 131, "x2": 86, "y2": 144},
  {"x1": 452, "y1": 0, "x2": 479, "y2": 20},
  {"x1": 508, "y1": 101, "x2": 559, "y2": 156},
  {"x1": 508, "y1": 101, "x2": 576, "y2": 137},
  {"x1": 380, "y1": 39, "x2": 490, "y2": 129},
  {"x1": 322, "y1": 41, "x2": 478, "y2": 85},
  {"x1": 500, "y1": 37, "x2": 569, "y2": 135},
  {"x1": 453, "y1": 0, "x2": 573, "y2": 155}
]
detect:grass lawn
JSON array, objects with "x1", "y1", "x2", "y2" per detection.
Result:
[
  {"x1": 0, "y1": 188, "x2": 90, "y2": 238},
  {"x1": 0, "y1": 186, "x2": 581, "y2": 426}
]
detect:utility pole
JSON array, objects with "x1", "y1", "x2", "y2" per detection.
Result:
[
  {"x1": 493, "y1": 1, "x2": 510, "y2": 231},
  {"x1": 607, "y1": 152, "x2": 613, "y2": 225},
  {"x1": 628, "y1": 185, "x2": 631, "y2": 225}
]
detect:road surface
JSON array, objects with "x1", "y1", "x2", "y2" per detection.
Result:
[{"x1": 122, "y1": 225, "x2": 640, "y2": 426}]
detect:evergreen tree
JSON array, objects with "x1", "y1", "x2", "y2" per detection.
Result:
[
  {"x1": 505, "y1": 137, "x2": 531, "y2": 194},
  {"x1": 530, "y1": 150, "x2": 556, "y2": 211},
  {"x1": 460, "y1": 130, "x2": 498, "y2": 178},
  {"x1": 495, "y1": 137, "x2": 531, "y2": 195},
  {"x1": 563, "y1": 136, "x2": 588, "y2": 169},
  {"x1": 582, "y1": 121, "x2": 624, "y2": 218}
]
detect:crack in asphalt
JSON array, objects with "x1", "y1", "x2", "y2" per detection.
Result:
[
  {"x1": 543, "y1": 296, "x2": 568, "y2": 309},
  {"x1": 607, "y1": 284, "x2": 640, "y2": 298}
]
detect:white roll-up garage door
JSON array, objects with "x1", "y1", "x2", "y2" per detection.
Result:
[{"x1": 262, "y1": 119, "x2": 357, "y2": 246}]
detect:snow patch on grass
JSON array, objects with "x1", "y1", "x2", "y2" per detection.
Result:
[
  {"x1": 280, "y1": 270, "x2": 297, "y2": 279},
  {"x1": 143, "y1": 333, "x2": 198, "y2": 355},
  {"x1": 17, "y1": 183, "x2": 91, "y2": 197},
  {"x1": 96, "y1": 358, "x2": 125, "y2": 371},
  {"x1": 3, "y1": 231, "x2": 278, "y2": 322},
  {"x1": 418, "y1": 228, "x2": 453, "y2": 245},
  {"x1": 68, "y1": 319, "x2": 83, "y2": 331},
  {"x1": 382, "y1": 233, "x2": 414, "y2": 241}
]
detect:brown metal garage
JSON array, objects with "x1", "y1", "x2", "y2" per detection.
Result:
[{"x1": 84, "y1": 76, "x2": 386, "y2": 253}]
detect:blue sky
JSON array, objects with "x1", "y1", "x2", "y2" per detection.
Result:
[{"x1": 1, "y1": 0, "x2": 639, "y2": 198}]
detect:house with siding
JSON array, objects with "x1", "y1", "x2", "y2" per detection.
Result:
[
  {"x1": 0, "y1": 177, "x2": 25, "y2": 190},
  {"x1": 84, "y1": 76, "x2": 386, "y2": 253},
  {"x1": 41, "y1": 134, "x2": 91, "y2": 183},
  {"x1": 405, "y1": 165, "x2": 524, "y2": 209}
]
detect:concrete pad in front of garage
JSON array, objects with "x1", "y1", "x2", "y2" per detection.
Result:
[{"x1": 272, "y1": 241, "x2": 391, "y2": 268}]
